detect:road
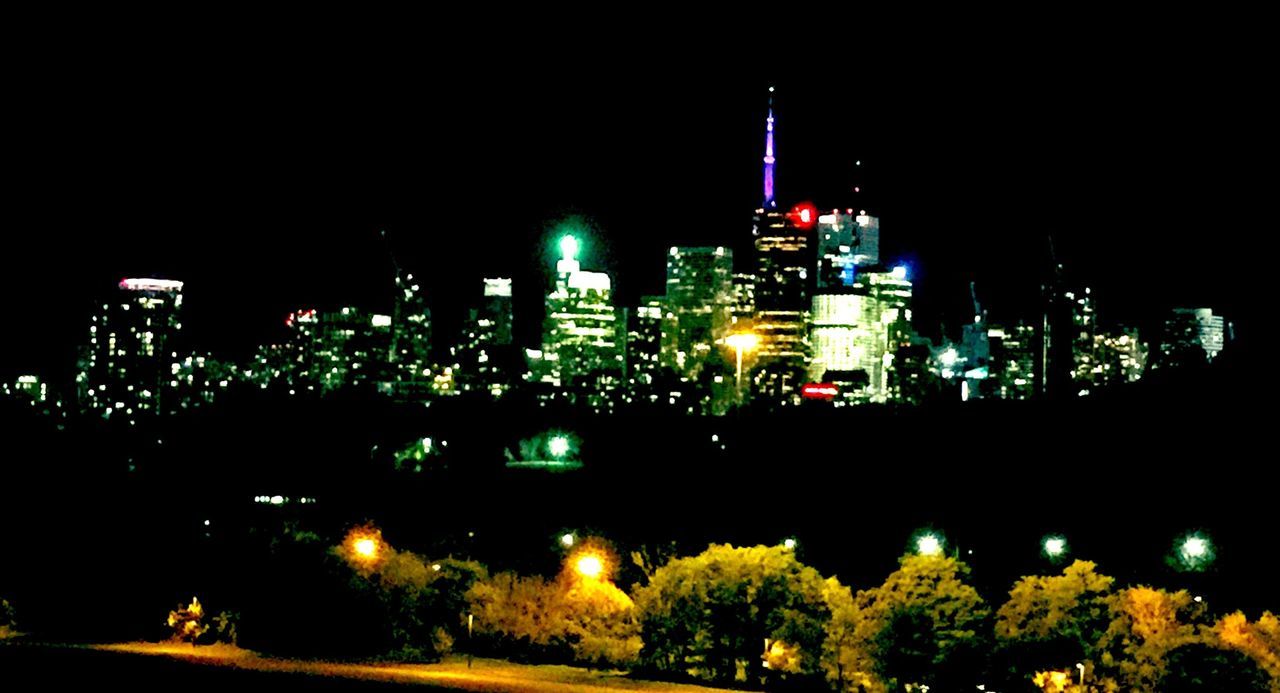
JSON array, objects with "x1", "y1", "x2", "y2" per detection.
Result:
[{"x1": 0, "y1": 641, "x2": 740, "y2": 692}]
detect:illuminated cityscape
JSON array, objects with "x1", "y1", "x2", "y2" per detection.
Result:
[{"x1": 1, "y1": 49, "x2": 1270, "y2": 693}]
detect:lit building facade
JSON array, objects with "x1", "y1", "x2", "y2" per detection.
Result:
[
  {"x1": 623, "y1": 297, "x2": 665, "y2": 405},
  {"x1": 541, "y1": 236, "x2": 623, "y2": 391},
  {"x1": 1157, "y1": 308, "x2": 1227, "y2": 368},
  {"x1": 988, "y1": 322, "x2": 1037, "y2": 400},
  {"x1": 816, "y1": 211, "x2": 880, "y2": 289},
  {"x1": 456, "y1": 277, "x2": 516, "y2": 396},
  {"x1": 662, "y1": 246, "x2": 733, "y2": 377},
  {"x1": 752, "y1": 208, "x2": 813, "y2": 403},
  {"x1": 78, "y1": 278, "x2": 184, "y2": 424}
]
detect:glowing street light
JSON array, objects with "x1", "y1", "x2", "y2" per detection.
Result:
[
  {"x1": 782, "y1": 537, "x2": 797, "y2": 551},
  {"x1": 722, "y1": 332, "x2": 760, "y2": 391},
  {"x1": 915, "y1": 532, "x2": 944, "y2": 557},
  {"x1": 575, "y1": 553, "x2": 604, "y2": 579},
  {"x1": 1171, "y1": 531, "x2": 1216, "y2": 572},
  {"x1": 549, "y1": 435, "x2": 570, "y2": 458},
  {"x1": 561, "y1": 533, "x2": 575, "y2": 548},
  {"x1": 354, "y1": 537, "x2": 378, "y2": 559},
  {"x1": 342, "y1": 525, "x2": 386, "y2": 570},
  {"x1": 1042, "y1": 534, "x2": 1069, "y2": 562}
]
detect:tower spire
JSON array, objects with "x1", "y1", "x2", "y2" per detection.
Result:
[{"x1": 763, "y1": 86, "x2": 776, "y2": 209}]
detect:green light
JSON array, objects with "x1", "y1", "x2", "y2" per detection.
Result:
[
  {"x1": 1042, "y1": 534, "x2": 1069, "y2": 562},
  {"x1": 559, "y1": 234, "x2": 579, "y2": 261},
  {"x1": 1170, "y1": 531, "x2": 1216, "y2": 572},
  {"x1": 914, "y1": 531, "x2": 944, "y2": 557}
]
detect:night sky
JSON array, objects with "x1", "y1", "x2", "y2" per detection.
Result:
[{"x1": 4, "y1": 26, "x2": 1269, "y2": 382}]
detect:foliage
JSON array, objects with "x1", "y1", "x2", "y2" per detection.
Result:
[
  {"x1": 1162, "y1": 643, "x2": 1272, "y2": 692},
  {"x1": 992, "y1": 560, "x2": 1115, "y2": 687},
  {"x1": 466, "y1": 571, "x2": 641, "y2": 668},
  {"x1": 1213, "y1": 611, "x2": 1280, "y2": 691},
  {"x1": 633, "y1": 544, "x2": 832, "y2": 687},
  {"x1": 1093, "y1": 586, "x2": 1209, "y2": 692},
  {"x1": 166, "y1": 597, "x2": 209, "y2": 643},
  {"x1": 824, "y1": 554, "x2": 989, "y2": 692},
  {"x1": 238, "y1": 525, "x2": 485, "y2": 661},
  {"x1": 0, "y1": 598, "x2": 16, "y2": 639}
]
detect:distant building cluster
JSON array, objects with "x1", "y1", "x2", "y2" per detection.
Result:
[{"x1": 4, "y1": 91, "x2": 1233, "y2": 423}]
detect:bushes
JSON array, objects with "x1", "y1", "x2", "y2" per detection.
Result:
[
  {"x1": 1, "y1": 598, "x2": 16, "y2": 639},
  {"x1": 466, "y1": 571, "x2": 641, "y2": 668}
]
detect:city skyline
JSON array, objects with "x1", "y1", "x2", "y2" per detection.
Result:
[{"x1": 5, "y1": 59, "x2": 1265, "y2": 380}]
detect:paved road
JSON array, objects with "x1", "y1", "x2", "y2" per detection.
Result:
[{"x1": 0, "y1": 642, "x2": 738, "y2": 693}]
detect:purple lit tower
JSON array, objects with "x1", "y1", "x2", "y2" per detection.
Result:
[{"x1": 763, "y1": 86, "x2": 776, "y2": 209}]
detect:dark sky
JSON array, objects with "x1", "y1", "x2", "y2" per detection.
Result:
[{"x1": 3, "y1": 23, "x2": 1270, "y2": 381}]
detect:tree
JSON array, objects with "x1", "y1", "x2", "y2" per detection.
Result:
[
  {"x1": 0, "y1": 598, "x2": 16, "y2": 639},
  {"x1": 825, "y1": 554, "x2": 989, "y2": 692},
  {"x1": 1213, "y1": 611, "x2": 1280, "y2": 690},
  {"x1": 992, "y1": 560, "x2": 1115, "y2": 688},
  {"x1": 1094, "y1": 586, "x2": 1208, "y2": 692},
  {"x1": 1162, "y1": 643, "x2": 1272, "y2": 692},
  {"x1": 166, "y1": 597, "x2": 208, "y2": 643},
  {"x1": 633, "y1": 544, "x2": 832, "y2": 687},
  {"x1": 466, "y1": 571, "x2": 641, "y2": 667}
]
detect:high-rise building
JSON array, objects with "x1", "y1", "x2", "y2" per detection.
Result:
[
  {"x1": 662, "y1": 246, "x2": 733, "y2": 376},
  {"x1": 809, "y1": 292, "x2": 886, "y2": 402},
  {"x1": 309, "y1": 307, "x2": 393, "y2": 393},
  {"x1": 730, "y1": 273, "x2": 756, "y2": 325},
  {"x1": 1065, "y1": 287, "x2": 1097, "y2": 395},
  {"x1": 456, "y1": 277, "x2": 516, "y2": 397},
  {"x1": 752, "y1": 206, "x2": 813, "y2": 403},
  {"x1": 4, "y1": 375, "x2": 47, "y2": 404},
  {"x1": 78, "y1": 278, "x2": 184, "y2": 424},
  {"x1": 541, "y1": 234, "x2": 622, "y2": 391},
  {"x1": 167, "y1": 352, "x2": 238, "y2": 412},
  {"x1": 988, "y1": 322, "x2": 1037, "y2": 400},
  {"x1": 1157, "y1": 308, "x2": 1227, "y2": 369},
  {"x1": 623, "y1": 296, "x2": 665, "y2": 406},
  {"x1": 816, "y1": 211, "x2": 880, "y2": 289},
  {"x1": 1091, "y1": 327, "x2": 1147, "y2": 388},
  {"x1": 390, "y1": 272, "x2": 433, "y2": 386}
]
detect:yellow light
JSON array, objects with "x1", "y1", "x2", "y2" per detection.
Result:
[
  {"x1": 1032, "y1": 670, "x2": 1071, "y2": 692},
  {"x1": 575, "y1": 554, "x2": 604, "y2": 579},
  {"x1": 724, "y1": 332, "x2": 760, "y2": 351},
  {"x1": 354, "y1": 538, "x2": 378, "y2": 558}
]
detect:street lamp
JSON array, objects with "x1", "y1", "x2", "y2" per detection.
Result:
[
  {"x1": 561, "y1": 533, "x2": 575, "y2": 548},
  {"x1": 354, "y1": 537, "x2": 378, "y2": 559},
  {"x1": 575, "y1": 553, "x2": 604, "y2": 579},
  {"x1": 723, "y1": 332, "x2": 760, "y2": 391},
  {"x1": 1042, "y1": 534, "x2": 1069, "y2": 562},
  {"x1": 915, "y1": 532, "x2": 944, "y2": 557},
  {"x1": 1171, "y1": 531, "x2": 1216, "y2": 572},
  {"x1": 782, "y1": 538, "x2": 797, "y2": 551},
  {"x1": 549, "y1": 435, "x2": 570, "y2": 458},
  {"x1": 342, "y1": 525, "x2": 385, "y2": 570}
]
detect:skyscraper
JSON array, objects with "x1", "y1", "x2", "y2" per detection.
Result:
[
  {"x1": 816, "y1": 211, "x2": 880, "y2": 289},
  {"x1": 78, "y1": 278, "x2": 185, "y2": 424},
  {"x1": 541, "y1": 234, "x2": 622, "y2": 391},
  {"x1": 623, "y1": 296, "x2": 665, "y2": 406},
  {"x1": 662, "y1": 246, "x2": 733, "y2": 377},
  {"x1": 391, "y1": 271, "x2": 433, "y2": 387},
  {"x1": 988, "y1": 322, "x2": 1037, "y2": 400},
  {"x1": 456, "y1": 277, "x2": 516, "y2": 396},
  {"x1": 750, "y1": 91, "x2": 813, "y2": 403},
  {"x1": 1157, "y1": 308, "x2": 1227, "y2": 369}
]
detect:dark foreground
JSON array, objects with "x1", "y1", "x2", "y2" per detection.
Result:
[{"x1": 0, "y1": 642, "x2": 737, "y2": 693}]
